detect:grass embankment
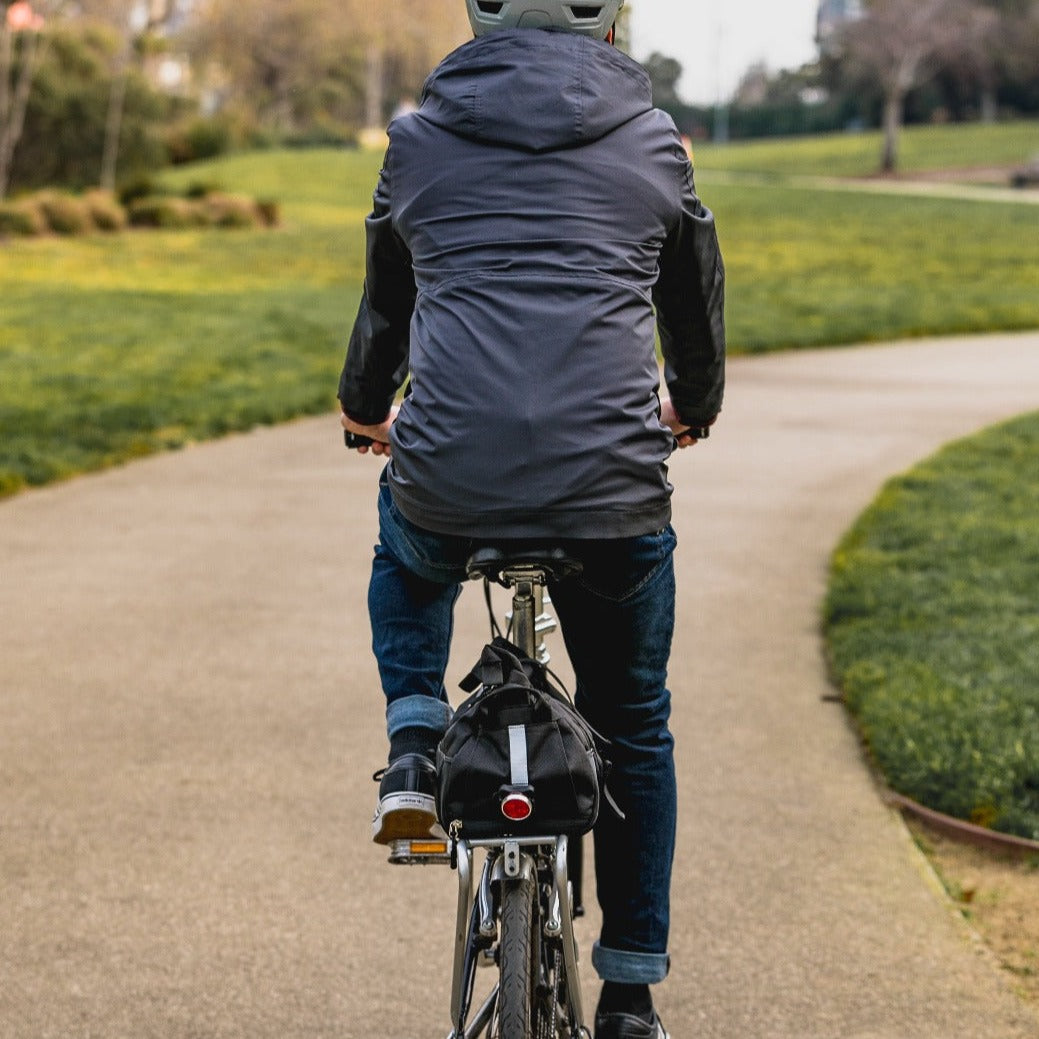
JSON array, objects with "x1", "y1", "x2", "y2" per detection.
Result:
[
  {"x1": 693, "y1": 119, "x2": 1039, "y2": 178},
  {"x1": 0, "y1": 150, "x2": 375, "y2": 496},
  {"x1": 2, "y1": 128, "x2": 1038, "y2": 495},
  {"x1": 697, "y1": 121, "x2": 1039, "y2": 349},
  {"x1": 709, "y1": 181, "x2": 1039, "y2": 351},
  {"x1": 825, "y1": 413, "x2": 1039, "y2": 841}
]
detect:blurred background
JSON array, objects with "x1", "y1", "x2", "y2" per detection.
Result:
[
  {"x1": 0, "y1": 1, "x2": 1036, "y2": 496},
  {"x1": 2, "y1": 0, "x2": 1038, "y2": 196}
]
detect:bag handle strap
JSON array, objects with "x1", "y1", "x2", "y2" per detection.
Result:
[{"x1": 459, "y1": 637, "x2": 539, "y2": 693}]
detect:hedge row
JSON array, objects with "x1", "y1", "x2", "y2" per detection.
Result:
[
  {"x1": 825, "y1": 414, "x2": 1039, "y2": 840},
  {"x1": 0, "y1": 189, "x2": 279, "y2": 238}
]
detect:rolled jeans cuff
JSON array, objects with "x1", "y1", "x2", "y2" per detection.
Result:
[
  {"x1": 592, "y1": 942, "x2": 670, "y2": 984},
  {"x1": 386, "y1": 694, "x2": 453, "y2": 740}
]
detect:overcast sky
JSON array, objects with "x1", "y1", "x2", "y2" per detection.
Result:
[{"x1": 628, "y1": 0, "x2": 822, "y2": 104}]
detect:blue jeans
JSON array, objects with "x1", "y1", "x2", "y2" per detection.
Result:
[{"x1": 369, "y1": 475, "x2": 677, "y2": 985}]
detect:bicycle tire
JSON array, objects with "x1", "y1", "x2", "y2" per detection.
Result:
[{"x1": 497, "y1": 875, "x2": 538, "y2": 1039}]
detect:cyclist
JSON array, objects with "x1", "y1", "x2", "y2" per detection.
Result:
[{"x1": 339, "y1": 3, "x2": 725, "y2": 1037}]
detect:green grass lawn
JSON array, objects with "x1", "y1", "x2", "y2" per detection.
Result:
[
  {"x1": 825, "y1": 413, "x2": 1039, "y2": 840},
  {"x1": 0, "y1": 150, "x2": 378, "y2": 495},
  {"x1": 693, "y1": 119, "x2": 1039, "y2": 178},
  {"x1": 704, "y1": 179, "x2": 1039, "y2": 351},
  {"x1": 1, "y1": 137, "x2": 1038, "y2": 495}
]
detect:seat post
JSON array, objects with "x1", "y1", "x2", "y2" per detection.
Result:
[
  {"x1": 505, "y1": 571, "x2": 540, "y2": 660},
  {"x1": 467, "y1": 547, "x2": 580, "y2": 664}
]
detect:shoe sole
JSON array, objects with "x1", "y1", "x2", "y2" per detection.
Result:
[
  {"x1": 372, "y1": 792, "x2": 438, "y2": 845},
  {"x1": 594, "y1": 1016, "x2": 669, "y2": 1039}
]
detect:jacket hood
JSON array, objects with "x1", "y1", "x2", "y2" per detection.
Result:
[{"x1": 416, "y1": 30, "x2": 654, "y2": 153}]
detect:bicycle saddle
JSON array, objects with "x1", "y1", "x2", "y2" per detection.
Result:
[{"x1": 466, "y1": 545, "x2": 583, "y2": 584}]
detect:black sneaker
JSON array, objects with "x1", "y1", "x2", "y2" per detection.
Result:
[
  {"x1": 371, "y1": 753, "x2": 439, "y2": 845},
  {"x1": 594, "y1": 1010, "x2": 670, "y2": 1039}
]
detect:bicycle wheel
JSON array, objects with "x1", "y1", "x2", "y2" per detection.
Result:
[{"x1": 497, "y1": 875, "x2": 539, "y2": 1039}]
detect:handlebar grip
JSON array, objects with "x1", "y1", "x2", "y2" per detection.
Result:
[
  {"x1": 674, "y1": 426, "x2": 710, "y2": 446},
  {"x1": 344, "y1": 430, "x2": 375, "y2": 449}
]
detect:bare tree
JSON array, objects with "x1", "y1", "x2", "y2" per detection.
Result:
[
  {"x1": 839, "y1": 0, "x2": 979, "y2": 171},
  {"x1": 0, "y1": 0, "x2": 55, "y2": 199},
  {"x1": 196, "y1": 0, "x2": 361, "y2": 131},
  {"x1": 100, "y1": 2, "x2": 140, "y2": 190},
  {"x1": 964, "y1": 3, "x2": 1004, "y2": 122},
  {"x1": 192, "y1": 0, "x2": 468, "y2": 135},
  {"x1": 969, "y1": 0, "x2": 1039, "y2": 122},
  {"x1": 360, "y1": 0, "x2": 470, "y2": 128},
  {"x1": 1010, "y1": 2, "x2": 1039, "y2": 94},
  {"x1": 100, "y1": 0, "x2": 181, "y2": 190}
]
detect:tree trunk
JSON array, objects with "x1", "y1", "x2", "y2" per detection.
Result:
[
  {"x1": 100, "y1": 57, "x2": 129, "y2": 191},
  {"x1": 979, "y1": 84, "x2": 997, "y2": 124},
  {"x1": 0, "y1": 26, "x2": 42, "y2": 200},
  {"x1": 365, "y1": 40, "x2": 384, "y2": 129},
  {"x1": 881, "y1": 91, "x2": 903, "y2": 174},
  {"x1": 1, "y1": 17, "x2": 12, "y2": 135}
]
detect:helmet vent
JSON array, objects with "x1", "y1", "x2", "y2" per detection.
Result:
[{"x1": 467, "y1": 0, "x2": 622, "y2": 37}]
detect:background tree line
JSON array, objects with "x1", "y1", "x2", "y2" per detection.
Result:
[
  {"x1": 1, "y1": 0, "x2": 470, "y2": 197},
  {"x1": 1, "y1": 0, "x2": 1037, "y2": 198},
  {"x1": 648, "y1": 0, "x2": 1039, "y2": 169}
]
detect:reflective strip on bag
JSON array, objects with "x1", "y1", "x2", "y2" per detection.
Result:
[{"x1": 507, "y1": 724, "x2": 529, "y2": 787}]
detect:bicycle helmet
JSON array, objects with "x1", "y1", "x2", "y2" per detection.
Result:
[{"x1": 465, "y1": 0, "x2": 624, "y2": 38}]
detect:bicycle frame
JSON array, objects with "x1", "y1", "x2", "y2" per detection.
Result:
[
  {"x1": 448, "y1": 834, "x2": 585, "y2": 1039},
  {"x1": 446, "y1": 560, "x2": 587, "y2": 1038},
  {"x1": 388, "y1": 555, "x2": 589, "y2": 1038}
]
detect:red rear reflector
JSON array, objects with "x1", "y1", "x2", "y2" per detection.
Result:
[{"x1": 501, "y1": 793, "x2": 533, "y2": 821}]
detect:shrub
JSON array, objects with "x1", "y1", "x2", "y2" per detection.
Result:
[
  {"x1": 202, "y1": 193, "x2": 260, "y2": 228},
  {"x1": 0, "y1": 199, "x2": 46, "y2": 236},
  {"x1": 118, "y1": 176, "x2": 161, "y2": 206},
  {"x1": 826, "y1": 414, "x2": 1039, "y2": 840},
  {"x1": 127, "y1": 195, "x2": 197, "y2": 229},
  {"x1": 36, "y1": 192, "x2": 92, "y2": 235},
  {"x1": 8, "y1": 24, "x2": 169, "y2": 194},
  {"x1": 165, "y1": 117, "x2": 234, "y2": 165},
  {"x1": 283, "y1": 122, "x2": 357, "y2": 149},
  {"x1": 255, "y1": 198, "x2": 280, "y2": 227},
  {"x1": 83, "y1": 190, "x2": 127, "y2": 232},
  {"x1": 184, "y1": 180, "x2": 224, "y2": 199},
  {"x1": 1, "y1": 181, "x2": 277, "y2": 240}
]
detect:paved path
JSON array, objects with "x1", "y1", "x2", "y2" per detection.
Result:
[
  {"x1": 707, "y1": 169, "x2": 1039, "y2": 205},
  {"x1": 3, "y1": 332, "x2": 1038, "y2": 1038}
]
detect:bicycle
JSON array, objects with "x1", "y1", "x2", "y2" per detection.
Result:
[
  {"x1": 384, "y1": 543, "x2": 591, "y2": 1039},
  {"x1": 345, "y1": 423, "x2": 705, "y2": 1037}
]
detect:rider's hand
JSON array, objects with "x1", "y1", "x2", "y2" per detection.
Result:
[
  {"x1": 341, "y1": 405, "x2": 399, "y2": 457},
  {"x1": 660, "y1": 398, "x2": 712, "y2": 449}
]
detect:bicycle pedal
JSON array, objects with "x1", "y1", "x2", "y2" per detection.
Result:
[{"x1": 387, "y1": 837, "x2": 452, "y2": 865}]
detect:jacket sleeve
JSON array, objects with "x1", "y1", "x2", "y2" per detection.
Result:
[
  {"x1": 652, "y1": 158, "x2": 726, "y2": 427},
  {"x1": 337, "y1": 151, "x2": 417, "y2": 425}
]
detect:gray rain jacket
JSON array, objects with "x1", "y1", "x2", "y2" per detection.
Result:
[{"x1": 339, "y1": 29, "x2": 725, "y2": 539}]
